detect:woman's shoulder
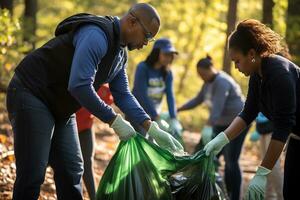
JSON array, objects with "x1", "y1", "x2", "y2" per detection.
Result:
[
  {"x1": 263, "y1": 55, "x2": 299, "y2": 79},
  {"x1": 136, "y1": 61, "x2": 150, "y2": 72}
]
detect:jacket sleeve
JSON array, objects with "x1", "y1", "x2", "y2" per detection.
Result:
[{"x1": 238, "y1": 75, "x2": 260, "y2": 125}]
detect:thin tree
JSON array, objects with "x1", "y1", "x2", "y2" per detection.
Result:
[
  {"x1": 222, "y1": 0, "x2": 238, "y2": 74},
  {"x1": 286, "y1": 0, "x2": 300, "y2": 65},
  {"x1": 262, "y1": 0, "x2": 274, "y2": 27},
  {"x1": 0, "y1": 0, "x2": 13, "y2": 15},
  {"x1": 177, "y1": 0, "x2": 210, "y2": 94},
  {"x1": 23, "y1": 0, "x2": 38, "y2": 50}
]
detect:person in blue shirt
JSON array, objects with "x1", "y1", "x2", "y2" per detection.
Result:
[
  {"x1": 6, "y1": 3, "x2": 183, "y2": 200},
  {"x1": 204, "y1": 19, "x2": 300, "y2": 200},
  {"x1": 132, "y1": 38, "x2": 181, "y2": 136}
]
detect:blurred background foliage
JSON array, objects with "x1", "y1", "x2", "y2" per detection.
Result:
[{"x1": 0, "y1": 0, "x2": 299, "y2": 131}]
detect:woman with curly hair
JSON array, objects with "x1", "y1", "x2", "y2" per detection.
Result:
[{"x1": 203, "y1": 19, "x2": 300, "y2": 199}]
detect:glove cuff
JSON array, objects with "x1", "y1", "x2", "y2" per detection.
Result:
[
  {"x1": 220, "y1": 132, "x2": 230, "y2": 144},
  {"x1": 257, "y1": 166, "x2": 272, "y2": 176},
  {"x1": 203, "y1": 125, "x2": 211, "y2": 129},
  {"x1": 147, "y1": 121, "x2": 159, "y2": 136},
  {"x1": 111, "y1": 114, "x2": 121, "y2": 128}
]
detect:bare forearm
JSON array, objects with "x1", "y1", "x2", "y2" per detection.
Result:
[
  {"x1": 261, "y1": 139, "x2": 285, "y2": 169},
  {"x1": 224, "y1": 116, "x2": 248, "y2": 140}
]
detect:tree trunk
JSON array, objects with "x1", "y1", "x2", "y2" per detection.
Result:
[
  {"x1": 24, "y1": 0, "x2": 38, "y2": 50},
  {"x1": 177, "y1": 22, "x2": 206, "y2": 94},
  {"x1": 286, "y1": 0, "x2": 300, "y2": 65},
  {"x1": 177, "y1": 1, "x2": 210, "y2": 94},
  {"x1": 222, "y1": 0, "x2": 238, "y2": 74},
  {"x1": 0, "y1": 0, "x2": 13, "y2": 15},
  {"x1": 262, "y1": 0, "x2": 274, "y2": 28}
]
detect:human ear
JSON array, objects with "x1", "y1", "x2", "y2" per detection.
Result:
[{"x1": 248, "y1": 49, "x2": 256, "y2": 59}]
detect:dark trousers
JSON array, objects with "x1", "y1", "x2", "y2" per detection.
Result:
[
  {"x1": 213, "y1": 125, "x2": 249, "y2": 200},
  {"x1": 79, "y1": 129, "x2": 96, "y2": 200},
  {"x1": 284, "y1": 137, "x2": 300, "y2": 199},
  {"x1": 6, "y1": 75, "x2": 83, "y2": 200}
]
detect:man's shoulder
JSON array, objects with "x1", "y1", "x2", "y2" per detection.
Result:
[
  {"x1": 76, "y1": 24, "x2": 106, "y2": 36},
  {"x1": 73, "y1": 24, "x2": 109, "y2": 51},
  {"x1": 55, "y1": 13, "x2": 116, "y2": 36}
]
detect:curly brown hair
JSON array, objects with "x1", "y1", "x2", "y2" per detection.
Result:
[{"x1": 228, "y1": 19, "x2": 283, "y2": 57}]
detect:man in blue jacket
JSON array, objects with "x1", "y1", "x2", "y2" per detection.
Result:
[{"x1": 6, "y1": 3, "x2": 183, "y2": 200}]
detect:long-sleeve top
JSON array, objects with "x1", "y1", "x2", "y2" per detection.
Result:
[
  {"x1": 132, "y1": 62, "x2": 176, "y2": 120},
  {"x1": 179, "y1": 71, "x2": 244, "y2": 126},
  {"x1": 239, "y1": 55, "x2": 300, "y2": 142},
  {"x1": 68, "y1": 22, "x2": 150, "y2": 124}
]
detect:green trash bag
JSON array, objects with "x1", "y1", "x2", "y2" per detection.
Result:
[
  {"x1": 169, "y1": 160, "x2": 227, "y2": 200},
  {"x1": 192, "y1": 135, "x2": 229, "y2": 200},
  {"x1": 96, "y1": 134, "x2": 224, "y2": 200}
]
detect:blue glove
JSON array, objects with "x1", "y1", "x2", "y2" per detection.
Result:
[
  {"x1": 147, "y1": 121, "x2": 184, "y2": 154},
  {"x1": 201, "y1": 126, "x2": 213, "y2": 145},
  {"x1": 244, "y1": 166, "x2": 271, "y2": 200},
  {"x1": 203, "y1": 132, "x2": 229, "y2": 156},
  {"x1": 250, "y1": 131, "x2": 261, "y2": 142},
  {"x1": 110, "y1": 114, "x2": 136, "y2": 140}
]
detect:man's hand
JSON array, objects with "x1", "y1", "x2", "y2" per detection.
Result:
[
  {"x1": 147, "y1": 121, "x2": 184, "y2": 154},
  {"x1": 155, "y1": 118, "x2": 170, "y2": 132},
  {"x1": 110, "y1": 114, "x2": 136, "y2": 140}
]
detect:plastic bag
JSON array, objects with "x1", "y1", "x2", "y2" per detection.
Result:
[
  {"x1": 96, "y1": 134, "x2": 224, "y2": 200},
  {"x1": 193, "y1": 136, "x2": 229, "y2": 199},
  {"x1": 169, "y1": 160, "x2": 227, "y2": 200}
]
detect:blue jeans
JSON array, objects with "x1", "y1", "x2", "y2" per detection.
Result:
[
  {"x1": 6, "y1": 74, "x2": 84, "y2": 200},
  {"x1": 213, "y1": 125, "x2": 249, "y2": 200},
  {"x1": 79, "y1": 129, "x2": 96, "y2": 200}
]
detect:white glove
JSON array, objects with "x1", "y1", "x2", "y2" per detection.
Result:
[
  {"x1": 201, "y1": 125, "x2": 213, "y2": 145},
  {"x1": 156, "y1": 118, "x2": 170, "y2": 132},
  {"x1": 244, "y1": 166, "x2": 271, "y2": 200},
  {"x1": 203, "y1": 132, "x2": 229, "y2": 156},
  {"x1": 147, "y1": 121, "x2": 184, "y2": 154},
  {"x1": 110, "y1": 114, "x2": 136, "y2": 140}
]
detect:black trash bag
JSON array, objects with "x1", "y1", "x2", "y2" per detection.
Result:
[
  {"x1": 191, "y1": 135, "x2": 229, "y2": 200},
  {"x1": 169, "y1": 160, "x2": 227, "y2": 200}
]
